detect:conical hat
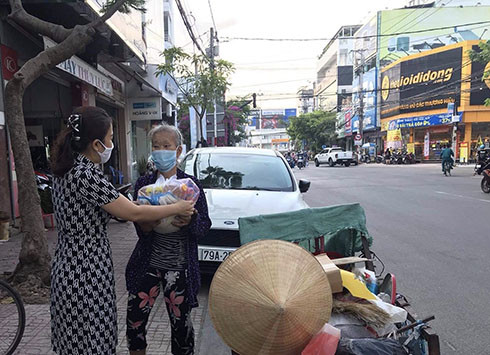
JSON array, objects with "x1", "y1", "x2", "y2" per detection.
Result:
[{"x1": 209, "y1": 239, "x2": 332, "y2": 355}]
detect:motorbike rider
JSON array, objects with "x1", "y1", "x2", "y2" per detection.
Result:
[{"x1": 441, "y1": 144, "x2": 454, "y2": 173}]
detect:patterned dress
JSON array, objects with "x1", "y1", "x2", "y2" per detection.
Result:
[{"x1": 50, "y1": 154, "x2": 120, "y2": 354}]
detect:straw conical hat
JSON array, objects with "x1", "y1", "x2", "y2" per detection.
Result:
[{"x1": 209, "y1": 239, "x2": 332, "y2": 355}]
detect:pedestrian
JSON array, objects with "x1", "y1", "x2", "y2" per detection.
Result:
[
  {"x1": 49, "y1": 106, "x2": 195, "y2": 355},
  {"x1": 125, "y1": 123, "x2": 212, "y2": 355}
]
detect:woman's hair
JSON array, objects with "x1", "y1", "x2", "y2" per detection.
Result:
[
  {"x1": 148, "y1": 123, "x2": 183, "y2": 146},
  {"x1": 51, "y1": 106, "x2": 112, "y2": 177}
]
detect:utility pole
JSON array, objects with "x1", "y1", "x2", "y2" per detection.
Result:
[
  {"x1": 259, "y1": 109, "x2": 263, "y2": 149},
  {"x1": 357, "y1": 50, "x2": 365, "y2": 146},
  {"x1": 210, "y1": 27, "x2": 218, "y2": 147},
  {"x1": 350, "y1": 49, "x2": 366, "y2": 155}
]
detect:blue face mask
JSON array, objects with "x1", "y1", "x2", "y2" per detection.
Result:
[{"x1": 151, "y1": 150, "x2": 177, "y2": 173}]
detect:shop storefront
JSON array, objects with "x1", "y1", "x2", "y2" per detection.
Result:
[
  {"x1": 128, "y1": 96, "x2": 163, "y2": 181},
  {"x1": 380, "y1": 41, "x2": 490, "y2": 162}
]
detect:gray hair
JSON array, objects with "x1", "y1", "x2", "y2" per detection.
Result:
[{"x1": 148, "y1": 123, "x2": 183, "y2": 146}]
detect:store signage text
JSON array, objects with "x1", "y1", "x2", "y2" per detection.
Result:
[
  {"x1": 129, "y1": 97, "x2": 161, "y2": 121},
  {"x1": 43, "y1": 37, "x2": 113, "y2": 97},
  {"x1": 381, "y1": 47, "x2": 462, "y2": 118},
  {"x1": 387, "y1": 112, "x2": 462, "y2": 131}
]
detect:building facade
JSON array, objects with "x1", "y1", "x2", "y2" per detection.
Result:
[
  {"x1": 336, "y1": 2, "x2": 490, "y2": 155},
  {"x1": 381, "y1": 41, "x2": 490, "y2": 161},
  {"x1": 0, "y1": 0, "x2": 177, "y2": 220}
]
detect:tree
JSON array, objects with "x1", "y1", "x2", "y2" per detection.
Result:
[
  {"x1": 5, "y1": 0, "x2": 144, "y2": 286},
  {"x1": 157, "y1": 47, "x2": 234, "y2": 145},
  {"x1": 287, "y1": 111, "x2": 337, "y2": 152},
  {"x1": 469, "y1": 40, "x2": 490, "y2": 106},
  {"x1": 224, "y1": 98, "x2": 251, "y2": 146}
]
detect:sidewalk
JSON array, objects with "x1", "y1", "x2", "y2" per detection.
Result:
[{"x1": 0, "y1": 221, "x2": 207, "y2": 355}]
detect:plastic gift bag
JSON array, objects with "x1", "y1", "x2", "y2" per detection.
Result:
[
  {"x1": 302, "y1": 323, "x2": 341, "y2": 355},
  {"x1": 137, "y1": 176, "x2": 200, "y2": 234}
]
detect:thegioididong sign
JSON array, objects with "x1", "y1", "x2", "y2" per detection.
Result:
[{"x1": 380, "y1": 47, "x2": 462, "y2": 118}]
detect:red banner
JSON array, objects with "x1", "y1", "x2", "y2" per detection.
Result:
[{"x1": 1, "y1": 45, "x2": 18, "y2": 81}]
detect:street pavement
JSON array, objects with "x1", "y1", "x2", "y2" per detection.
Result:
[
  {"x1": 294, "y1": 162, "x2": 490, "y2": 355},
  {"x1": 0, "y1": 221, "x2": 207, "y2": 355},
  {"x1": 2, "y1": 163, "x2": 488, "y2": 354}
]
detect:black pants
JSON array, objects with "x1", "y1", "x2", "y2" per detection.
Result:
[{"x1": 126, "y1": 267, "x2": 194, "y2": 354}]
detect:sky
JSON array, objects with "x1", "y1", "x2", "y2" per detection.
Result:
[{"x1": 174, "y1": 0, "x2": 407, "y2": 109}]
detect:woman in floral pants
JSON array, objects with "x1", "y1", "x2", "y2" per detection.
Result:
[
  {"x1": 126, "y1": 268, "x2": 194, "y2": 353},
  {"x1": 125, "y1": 124, "x2": 211, "y2": 355}
]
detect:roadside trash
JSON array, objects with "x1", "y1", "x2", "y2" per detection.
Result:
[
  {"x1": 301, "y1": 323, "x2": 340, "y2": 355},
  {"x1": 353, "y1": 267, "x2": 378, "y2": 294},
  {"x1": 328, "y1": 313, "x2": 375, "y2": 339},
  {"x1": 209, "y1": 240, "x2": 332, "y2": 355},
  {"x1": 137, "y1": 177, "x2": 199, "y2": 233},
  {"x1": 315, "y1": 254, "x2": 343, "y2": 293},
  {"x1": 336, "y1": 337, "x2": 408, "y2": 355},
  {"x1": 332, "y1": 299, "x2": 390, "y2": 328},
  {"x1": 339, "y1": 270, "x2": 377, "y2": 300}
]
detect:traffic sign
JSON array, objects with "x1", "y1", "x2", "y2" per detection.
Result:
[{"x1": 354, "y1": 134, "x2": 362, "y2": 146}]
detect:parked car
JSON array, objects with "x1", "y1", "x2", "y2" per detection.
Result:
[
  {"x1": 314, "y1": 147, "x2": 354, "y2": 167},
  {"x1": 179, "y1": 147, "x2": 310, "y2": 273}
]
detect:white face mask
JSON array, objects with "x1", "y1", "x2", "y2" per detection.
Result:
[{"x1": 96, "y1": 140, "x2": 113, "y2": 164}]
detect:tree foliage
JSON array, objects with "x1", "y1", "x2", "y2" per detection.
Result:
[
  {"x1": 157, "y1": 47, "x2": 234, "y2": 141},
  {"x1": 287, "y1": 111, "x2": 337, "y2": 152},
  {"x1": 224, "y1": 98, "x2": 251, "y2": 146},
  {"x1": 469, "y1": 40, "x2": 490, "y2": 106},
  {"x1": 5, "y1": 0, "x2": 143, "y2": 286}
]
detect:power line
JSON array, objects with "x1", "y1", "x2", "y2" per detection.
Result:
[
  {"x1": 207, "y1": 0, "x2": 217, "y2": 31},
  {"x1": 220, "y1": 20, "x2": 490, "y2": 42},
  {"x1": 381, "y1": 0, "x2": 448, "y2": 39},
  {"x1": 174, "y1": 0, "x2": 208, "y2": 59},
  {"x1": 233, "y1": 56, "x2": 468, "y2": 89}
]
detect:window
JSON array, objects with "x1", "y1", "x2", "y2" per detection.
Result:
[
  {"x1": 195, "y1": 153, "x2": 294, "y2": 191},
  {"x1": 179, "y1": 153, "x2": 195, "y2": 175}
]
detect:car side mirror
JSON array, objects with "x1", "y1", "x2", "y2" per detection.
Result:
[{"x1": 299, "y1": 179, "x2": 310, "y2": 193}]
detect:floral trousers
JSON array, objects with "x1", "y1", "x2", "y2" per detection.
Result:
[{"x1": 126, "y1": 267, "x2": 194, "y2": 354}]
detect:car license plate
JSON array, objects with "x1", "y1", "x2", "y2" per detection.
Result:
[{"x1": 199, "y1": 248, "x2": 233, "y2": 262}]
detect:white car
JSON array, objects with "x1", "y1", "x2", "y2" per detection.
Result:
[
  {"x1": 179, "y1": 147, "x2": 310, "y2": 272},
  {"x1": 314, "y1": 147, "x2": 354, "y2": 167}
]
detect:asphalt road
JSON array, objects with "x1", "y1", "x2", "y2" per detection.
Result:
[
  {"x1": 294, "y1": 162, "x2": 490, "y2": 355},
  {"x1": 198, "y1": 162, "x2": 489, "y2": 355}
]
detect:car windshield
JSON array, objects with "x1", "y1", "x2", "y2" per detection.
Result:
[{"x1": 195, "y1": 153, "x2": 294, "y2": 191}]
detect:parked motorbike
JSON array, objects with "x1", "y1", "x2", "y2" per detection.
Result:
[
  {"x1": 375, "y1": 155, "x2": 384, "y2": 164},
  {"x1": 360, "y1": 154, "x2": 371, "y2": 164},
  {"x1": 35, "y1": 170, "x2": 53, "y2": 214},
  {"x1": 391, "y1": 152, "x2": 403, "y2": 165},
  {"x1": 112, "y1": 183, "x2": 133, "y2": 223},
  {"x1": 403, "y1": 152, "x2": 416, "y2": 164}
]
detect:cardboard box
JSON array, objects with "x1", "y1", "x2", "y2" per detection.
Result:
[{"x1": 315, "y1": 254, "x2": 343, "y2": 294}]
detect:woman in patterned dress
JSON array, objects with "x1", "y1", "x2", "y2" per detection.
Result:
[{"x1": 50, "y1": 107, "x2": 195, "y2": 355}]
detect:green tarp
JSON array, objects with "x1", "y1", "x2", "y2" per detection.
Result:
[{"x1": 238, "y1": 203, "x2": 372, "y2": 257}]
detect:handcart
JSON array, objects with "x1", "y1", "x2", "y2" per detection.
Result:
[{"x1": 235, "y1": 203, "x2": 440, "y2": 355}]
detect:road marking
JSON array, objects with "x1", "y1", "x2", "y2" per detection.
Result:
[{"x1": 435, "y1": 191, "x2": 490, "y2": 203}]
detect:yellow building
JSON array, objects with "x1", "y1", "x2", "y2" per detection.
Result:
[{"x1": 380, "y1": 41, "x2": 490, "y2": 161}]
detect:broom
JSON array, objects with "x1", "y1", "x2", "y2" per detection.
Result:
[{"x1": 332, "y1": 299, "x2": 391, "y2": 328}]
